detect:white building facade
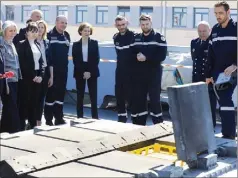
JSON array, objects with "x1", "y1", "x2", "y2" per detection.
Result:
[{"x1": 1, "y1": 1, "x2": 237, "y2": 46}]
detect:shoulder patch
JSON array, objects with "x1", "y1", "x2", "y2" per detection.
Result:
[
  {"x1": 19, "y1": 40, "x2": 25, "y2": 43},
  {"x1": 212, "y1": 33, "x2": 217, "y2": 38},
  {"x1": 135, "y1": 37, "x2": 141, "y2": 42},
  {"x1": 161, "y1": 35, "x2": 166, "y2": 41},
  {"x1": 50, "y1": 36, "x2": 58, "y2": 40},
  {"x1": 113, "y1": 33, "x2": 118, "y2": 40}
]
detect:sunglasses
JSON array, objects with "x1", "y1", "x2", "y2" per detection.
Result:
[{"x1": 27, "y1": 27, "x2": 38, "y2": 33}]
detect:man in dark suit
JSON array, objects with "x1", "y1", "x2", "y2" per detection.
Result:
[{"x1": 13, "y1": 9, "x2": 42, "y2": 46}]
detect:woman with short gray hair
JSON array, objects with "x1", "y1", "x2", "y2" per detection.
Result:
[{"x1": 0, "y1": 21, "x2": 22, "y2": 133}]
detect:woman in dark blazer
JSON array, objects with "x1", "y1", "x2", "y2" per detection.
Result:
[
  {"x1": 72, "y1": 22, "x2": 100, "y2": 119},
  {"x1": 17, "y1": 22, "x2": 45, "y2": 130}
]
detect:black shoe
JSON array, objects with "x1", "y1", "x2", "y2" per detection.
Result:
[
  {"x1": 152, "y1": 116, "x2": 163, "y2": 125},
  {"x1": 77, "y1": 115, "x2": 83, "y2": 119},
  {"x1": 118, "y1": 116, "x2": 127, "y2": 123},
  {"x1": 222, "y1": 135, "x2": 236, "y2": 140},
  {"x1": 54, "y1": 119, "x2": 66, "y2": 126},
  {"x1": 46, "y1": 121, "x2": 53, "y2": 126},
  {"x1": 25, "y1": 123, "x2": 31, "y2": 130}
]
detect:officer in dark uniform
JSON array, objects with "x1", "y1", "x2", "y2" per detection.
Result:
[
  {"x1": 130, "y1": 14, "x2": 167, "y2": 126},
  {"x1": 113, "y1": 15, "x2": 135, "y2": 123},
  {"x1": 206, "y1": 1, "x2": 237, "y2": 139},
  {"x1": 190, "y1": 21, "x2": 217, "y2": 128},
  {"x1": 44, "y1": 15, "x2": 71, "y2": 126}
]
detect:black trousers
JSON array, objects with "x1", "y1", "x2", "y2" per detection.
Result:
[
  {"x1": 115, "y1": 69, "x2": 131, "y2": 123},
  {"x1": 0, "y1": 82, "x2": 21, "y2": 133},
  {"x1": 36, "y1": 69, "x2": 50, "y2": 121},
  {"x1": 44, "y1": 70, "x2": 67, "y2": 122},
  {"x1": 18, "y1": 79, "x2": 41, "y2": 129},
  {"x1": 131, "y1": 67, "x2": 163, "y2": 126},
  {"x1": 0, "y1": 79, "x2": 3, "y2": 95},
  {"x1": 131, "y1": 74, "x2": 148, "y2": 126},
  {"x1": 76, "y1": 76, "x2": 98, "y2": 119},
  {"x1": 148, "y1": 66, "x2": 163, "y2": 124},
  {"x1": 216, "y1": 84, "x2": 236, "y2": 137}
]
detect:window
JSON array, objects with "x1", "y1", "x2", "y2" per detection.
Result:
[
  {"x1": 230, "y1": 9, "x2": 237, "y2": 22},
  {"x1": 194, "y1": 8, "x2": 209, "y2": 27},
  {"x1": 5, "y1": 5, "x2": 14, "y2": 20},
  {"x1": 140, "y1": 7, "x2": 153, "y2": 16},
  {"x1": 76, "y1": 6, "x2": 87, "y2": 23},
  {"x1": 118, "y1": 6, "x2": 130, "y2": 21},
  {"x1": 172, "y1": 7, "x2": 187, "y2": 27},
  {"x1": 57, "y1": 6, "x2": 68, "y2": 19},
  {"x1": 39, "y1": 5, "x2": 50, "y2": 22},
  {"x1": 22, "y1": 5, "x2": 32, "y2": 22},
  {"x1": 96, "y1": 6, "x2": 108, "y2": 24}
]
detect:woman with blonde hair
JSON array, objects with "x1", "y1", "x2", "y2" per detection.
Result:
[
  {"x1": 35, "y1": 20, "x2": 53, "y2": 126},
  {"x1": 0, "y1": 21, "x2": 22, "y2": 133},
  {"x1": 72, "y1": 22, "x2": 100, "y2": 119}
]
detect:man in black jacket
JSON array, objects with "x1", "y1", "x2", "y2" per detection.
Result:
[
  {"x1": 113, "y1": 16, "x2": 134, "y2": 123},
  {"x1": 13, "y1": 9, "x2": 42, "y2": 46},
  {"x1": 205, "y1": 1, "x2": 237, "y2": 139},
  {"x1": 130, "y1": 14, "x2": 167, "y2": 126}
]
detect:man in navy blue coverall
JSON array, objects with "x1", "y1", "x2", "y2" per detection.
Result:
[{"x1": 205, "y1": 1, "x2": 237, "y2": 140}]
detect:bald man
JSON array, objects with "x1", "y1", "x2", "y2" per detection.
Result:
[
  {"x1": 190, "y1": 21, "x2": 217, "y2": 128},
  {"x1": 13, "y1": 9, "x2": 42, "y2": 45},
  {"x1": 44, "y1": 15, "x2": 70, "y2": 126}
]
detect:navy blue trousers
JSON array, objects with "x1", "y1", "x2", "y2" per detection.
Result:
[
  {"x1": 216, "y1": 84, "x2": 236, "y2": 137},
  {"x1": 131, "y1": 66, "x2": 163, "y2": 126},
  {"x1": 115, "y1": 69, "x2": 131, "y2": 123},
  {"x1": 44, "y1": 70, "x2": 67, "y2": 122}
]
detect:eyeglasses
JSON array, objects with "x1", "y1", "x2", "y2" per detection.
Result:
[{"x1": 27, "y1": 29, "x2": 38, "y2": 33}]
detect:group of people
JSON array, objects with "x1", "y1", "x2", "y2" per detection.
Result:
[
  {"x1": 0, "y1": 10, "x2": 66, "y2": 133},
  {"x1": 0, "y1": 1, "x2": 236, "y2": 140},
  {"x1": 191, "y1": 1, "x2": 237, "y2": 140},
  {"x1": 0, "y1": 9, "x2": 85, "y2": 133},
  {"x1": 113, "y1": 15, "x2": 167, "y2": 126},
  {"x1": 113, "y1": 1, "x2": 237, "y2": 139}
]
